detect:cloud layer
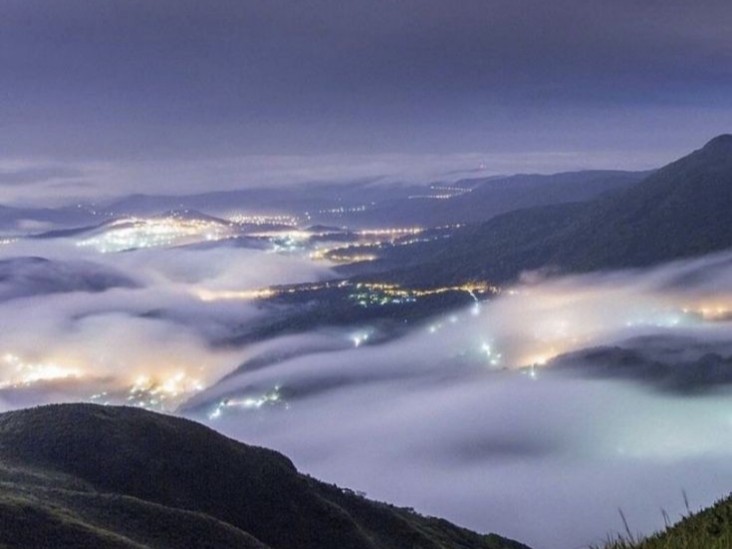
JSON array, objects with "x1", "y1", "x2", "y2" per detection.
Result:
[
  {"x1": 186, "y1": 251, "x2": 732, "y2": 548},
  {"x1": 3, "y1": 222, "x2": 732, "y2": 547}
]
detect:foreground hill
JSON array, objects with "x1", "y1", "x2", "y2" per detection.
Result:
[
  {"x1": 366, "y1": 135, "x2": 732, "y2": 287},
  {"x1": 0, "y1": 404, "x2": 528, "y2": 549},
  {"x1": 603, "y1": 495, "x2": 732, "y2": 549}
]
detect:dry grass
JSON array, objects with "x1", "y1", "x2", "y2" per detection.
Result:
[{"x1": 595, "y1": 493, "x2": 732, "y2": 549}]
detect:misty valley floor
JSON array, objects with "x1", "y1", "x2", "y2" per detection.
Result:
[
  {"x1": 4, "y1": 149, "x2": 732, "y2": 547},
  {"x1": 1, "y1": 231, "x2": 732, "y2": 548}
]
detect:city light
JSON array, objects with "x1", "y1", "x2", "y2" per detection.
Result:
[
  {"x1": 124, "y1": 371, "x2": 205, "y2": 410},
  {"x1": 76, "y1": 216, "x2": 234, "y2": 252},
  {"x1": 193, "y1": 288, "x2": 278, "y2": 301},
  {"x1": 481, "y1": 342, "x2": 502, "y2": 366},
  {"x1": 356, "y1": 227, "x2": 425, "y2": 236},
  {"x1": 228, "y1": 213, "x2": 299, "y2": 227},
  {"x1": 0, "y1": 353, "x2": 83, "y2": 388},
  {"x1": 208, "y1": 386, "x2": 285, "y2": 419}
]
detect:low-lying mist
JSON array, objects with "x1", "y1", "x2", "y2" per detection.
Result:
[
  {"x1": 2, "y1": 232, "x2": 732, "y2": 548},
  {"x1": 189, "y1": 251, "x2": 732, "y2": 549},
  {"x1": 0, "y1": 235, "x2": 334, "y2": 409}
]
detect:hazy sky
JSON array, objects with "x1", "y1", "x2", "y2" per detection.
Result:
[{"x1": 1, "y1": 0, "x2": 731, "y2": 196}]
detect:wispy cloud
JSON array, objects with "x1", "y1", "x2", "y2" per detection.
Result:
[{"x1": 0, "y1": 166, "x2": 86, "y2": 186}]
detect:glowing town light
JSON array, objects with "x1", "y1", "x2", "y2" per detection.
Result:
[
  {"x1": 351, "y1": 331, "x2": 371, "y2": 347},
  {"x1": 480, "y1": 342, "x2": 502, "y2": 366},
  {"x1": 208, "y1": 386, "x2": 284, "y2": 420},
  {"x1": 428, "y1": 324, "x2": 441, "y2": 334},
  {"x1": 356, "y1": 227, "x2": 425, "y2": 236},
  {"x1": 326, "y1": 254, "x2": 378, "y2": 263},
  {"x1": 684, "y1": 302, "x2": 732, "y2": 321},
  {"x1": 525, "y1": 354, "x2": 550, "y2": 367},
  {"x1": 193, "y1": 287, "x2": 278, "y2": 301},
  {"x1": 0, "y1": 353, "x2": 83, "y2": 388},
  {"x1": 125, "y1": 371, "x2": 204, "y2": 410},
  {"x1": 209, "y1": 407, "x2": 222, "y2": 419},
  {"x1": 227, "y1": 214, "x2": 299, "y2": 227},
  {"x1": 76, "y1": 216, "x2": 233, "y2": 253}
]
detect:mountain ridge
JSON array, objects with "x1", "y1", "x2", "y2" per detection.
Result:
[
  {"x1": 0, "y1": 403, "x2": 529, "y2": 549},
  {"x1": 363, "y1": 134, "x2": 732, "y2": 287}
]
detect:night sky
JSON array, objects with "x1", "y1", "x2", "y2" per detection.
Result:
[{"x1": 1, "y1": 0, "x2": 731, "y2": 197}]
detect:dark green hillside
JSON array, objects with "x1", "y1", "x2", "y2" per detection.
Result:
[
  {"x1": 554, "y1": 134, "x2": 732, "y2": 271},
  {"x1": 358, "y1": 201, "x2": 584, "y2": 287},
  {"x1": 0, "y1": 404, "x2": 528, "y2": 549},
  {"x1": 367, "y1": 135, "x2": 732, "y2": 287}
]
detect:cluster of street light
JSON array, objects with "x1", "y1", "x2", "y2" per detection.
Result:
[
  {"x1": 208, "y1": 386, "x2": 285, "y2": 420},
  {"x1": 228, "y1": 213, "x2": 299, "y2": 227},
  {"x1": 76, "y1": 216, "x2": 234, "y2": 252},
  {"x1": 0, "y1": 353, "x2": 83, "y2": 389},
  {"x1": 120, "y1": 372, "x2": 205, "y2": 411}
]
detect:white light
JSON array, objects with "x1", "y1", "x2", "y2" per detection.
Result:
[
  {"x1": 0, "y1": 353, "x2": 83, "y2": 388},
  {"x1": 208, "y1": 387, "x2": 284, "y2": 420},
  {"x1": 76, "y1": 216, "x2": 232, "y2": 253}
]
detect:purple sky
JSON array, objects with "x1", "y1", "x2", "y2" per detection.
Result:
[{"x1": 1, "y1": 0, "x2": 731, "y2": 197}]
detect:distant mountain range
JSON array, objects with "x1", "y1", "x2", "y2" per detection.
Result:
[
  {"x1": 0, "y1": 204, "x2": 101, "y2": 232},
  {"x1": 102, "y1": 170, "x2": 646, "y2": 228},
  {"x1": 365, "y1": 135, "x2": 732, "y2": 286},
  {"x1": 0, "y1": 169, "x2": 646, "y2": 233},
  {"x1": 0, "y1": 404, "x2": 529, "y2": 549},
  {"x1": 351, "y1": 170, "x2": 649, "y2": 226}
]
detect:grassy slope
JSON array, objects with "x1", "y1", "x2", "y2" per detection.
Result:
[
  {"x1": 602, "y1": 495, "x2": 732, "y2": 549},
  {"x1": 0, "y1": 489, "x2": 267, "y2": 549}
]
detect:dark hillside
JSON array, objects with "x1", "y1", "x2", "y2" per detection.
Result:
[
  {"x1": 367, "y1": 136, "x2": 732, "y2": 287},
  {"x1": 0, "y1": 404, "x2": 529, "y2": 549}
]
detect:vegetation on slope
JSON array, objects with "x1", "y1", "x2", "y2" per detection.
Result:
[
  {"x1": 601, "y1": 495, "x2": 732, "y2": 549},
  {"x1": 0, "y1": 403, "x2": 529, "y2": 549},
  {"x1": 359, "y1": 201, "x2": 585, "y2": 287},
  {"x1": 365, "y1": 135, "x2": 732, "y2": 287},
  {"x1": 554, "y1": 134, "x2": 732, "y2": 271}
]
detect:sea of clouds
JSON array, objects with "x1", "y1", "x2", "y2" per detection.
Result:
[{"x1": 1, "y1": 231, "x2": 732, "y2": 548}]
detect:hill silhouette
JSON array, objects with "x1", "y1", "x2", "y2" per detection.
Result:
[
  {"x1": 0, "y1": 404, "x2": 529, "y2": 549},
  {"x1": 553, "y1": 134, "x2": 732, "y2": 270},
  {"x1": 368, "y1": 135, "x2": 732, "y2": 287}
]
